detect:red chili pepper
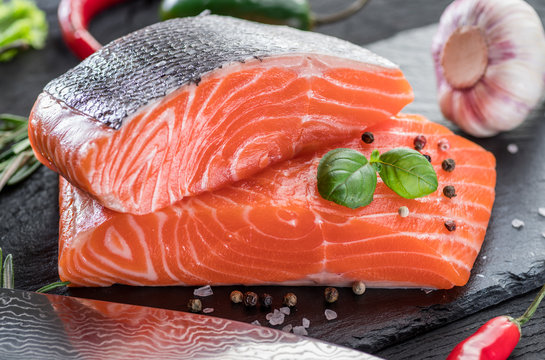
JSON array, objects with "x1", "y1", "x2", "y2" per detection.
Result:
[
  {"x1": 58, "y1": 0, "x2": 126, "y2": 59},
  {"x1": 447, "y1": 284, "x2": 545, "y2": 360}
]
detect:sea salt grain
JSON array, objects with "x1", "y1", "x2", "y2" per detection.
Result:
[
  {"x1": 193, "y1": 285, "x2": 213, "y2": 297},
  {"x1": 282, "y1": 324, "x2": 293, "y2": 333},
  {"x1": 512, "y1": 219, "x2": 525, "y2": 229},
  {"x1": 268, "y1": 309, "x2": 285, "y2": 326},
  {"x1": 398, "y1": 206, "x2": 409, "y2": 218},
  {"x1": 279, "y1": 307, "x2": 291, "y2": 315},
  {"x1": 302, "y1": 318, "x2": 310, "y2": 328},
  {"x1": 202, "y1": 308, "x2": 214, "y2": 314},
  {"x1": 538, "y1": 208, "x2": 545, "y2": 217},
  {"x1": 293, "y1": 326, "x2": 308, "y2": 336},
  {"x1": 251, "y1": 320, "x2": 261, "y2": 326},
  {"x1": 542, "y1": 232, "x2": 545, "y2": 239},
  {"x1": 507, "y1": 144, "x2": 519, "y2": 154},
  {"x1": 324, "y1": 309, "x2": 337, "y2": 321}
]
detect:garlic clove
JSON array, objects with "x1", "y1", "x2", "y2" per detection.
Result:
[
  {"x1": 441, "y1": 26, "x2": 488, "y2": 89},
  {"x1": 433, "y1": 0, "x2": 545, "y2": 137}
]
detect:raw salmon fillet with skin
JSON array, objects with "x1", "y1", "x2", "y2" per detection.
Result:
[
  {"x1": 58, "y1": 114, "x2": 496, "y2": 289},
  {"x1": 28, "y1": 15, "x2": 413, "y2": 215}
]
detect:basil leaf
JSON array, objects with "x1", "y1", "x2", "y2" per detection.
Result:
[
  {"x1": 317, "y1": 148, "x2": 377, "y2": 209},
  {"x1": 377, "y1": 148, "x2": 438, "y2": 199}
]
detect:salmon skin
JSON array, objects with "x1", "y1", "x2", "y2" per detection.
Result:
[
  {"x1": 58, "y1": 114, "x2": 496, "y2": 289},
  {"x1": 28, "y1": 14, "x2": 413, "y2": 214}
]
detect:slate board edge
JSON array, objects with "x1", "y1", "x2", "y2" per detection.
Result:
[{"x1": 353, "y1": 270, "x2": 545, "y2": 353}]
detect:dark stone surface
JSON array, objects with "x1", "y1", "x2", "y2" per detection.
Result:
[{"x1": 1, "y1": 0, "x2": 545, "y2": 358}]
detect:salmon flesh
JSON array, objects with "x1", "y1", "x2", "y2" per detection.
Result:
[
  {"x1": 58, "y1": 114, "x2": 496, "y2": 289},
  {"x1": 29, "y1": 15, "x2": 413, "y2": 214}
]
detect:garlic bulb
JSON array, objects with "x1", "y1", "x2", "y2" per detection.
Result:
[{"x1": 432, "y1": 0, "x2": 545, "y2": 137}]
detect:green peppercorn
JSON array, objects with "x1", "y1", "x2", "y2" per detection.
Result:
[
  {"x1": 324, "y1": 287, "x2": 339, "y2": 303},
  {"x1": 243, "y1": 291, "x2": 258, "y2": 307},
  {"x1": 443, "y1": 185, "x2": 457, "y2": 199},
  {"x1": 352, "y1": 281, "x2": 366, "y2": 295},
  {"x1": 283, "y1": 292, "x2": 297, "y2": 307},
  {"x1": 442, "y1": 158, "x2": 456, "y2": 172},
  {"x1": 230, "y1": 290, "x2": 243, "y2": 304},
  {"x1": 187, "y1": 298, "x2": 202, "y2": 313},
  {"x1": 261, "y1": 293, "x2": 273, "y2": 308},
  {"x1": 361, "y1": 132, "x2": 374, "y2": 144}
]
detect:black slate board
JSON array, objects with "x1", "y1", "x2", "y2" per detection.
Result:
[{"x1": 1, "y1": 0, "x2": 545, "y2": 355}]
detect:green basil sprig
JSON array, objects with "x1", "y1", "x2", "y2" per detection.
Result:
[
  {"x1": 376, "y1": 148, "x2": 438, "y2": 199},
  {"x1": 317, "y1": 147, "x2": 438, "y2": 208},
  {"x1": 317, "y1": 148, "x2": 377, "y2": 209}
]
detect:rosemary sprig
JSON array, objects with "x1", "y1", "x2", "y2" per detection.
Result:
[
  {"x1": 0, "y1": 247, "x2": 71, "y2": 292},
  {"x1": 0, "y1": 248, "x2": 14, "y2": 289},
  {"x1": 0, "y1": 114, "x2": 41, "y2": 192},
  {"x1": 35, "y1": 281, "x2": 71, "y2": 293}
]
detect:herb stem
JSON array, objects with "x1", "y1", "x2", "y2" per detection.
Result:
[
  {"x1": 36, "y1": 281, "x2": 71, "y2": 293},
  {"x1": 2, "y1": 254, "x2": 14, "y2": 289},
  {"x1": 0, "y1": 114, "x2": 41, "y2": 191},
  {"x1": 0, "y1": 152, "x2": 30, "y2": 191}
]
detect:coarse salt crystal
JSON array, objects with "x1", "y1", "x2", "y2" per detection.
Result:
[
  {"x1": 302, "y1": 318, "x2": 310, "y2": 328},
  {"x1": 266, "y1": 312, "x2": 274, "y2": 321},
  {"x1": 193, "y1": 285, "x2": 213, "y2": 297},
  {"x1": 512, "y1": 219, "x2": 525, "y2": 229},
  {"x1": 538, "y1": 208, "x2": 545, "y2": 217},
  {"x1": 293, "y1": 326, "x2": 308, "y2": 336},
  {"x1": 324, "y1": 309, "x2": 337, "y2": 321},
  {"x1": 507, "y1": 144, "x2": 519, "y2": 154},
  {"x1": 398, "y1": 206, "x2": 409, "y2": 218},
  {"x1": 251, "y1": 320, "x2": 261, "y2": 326},
  {"x1": 476, "y1": 274, "x2": 485, "y2": 278},
  {"x1": 279, "y1": 307, "x2": 291, "y2": 315},
  {"x1": 202, "y1": 307, "x2": 214, "y2": 313},
  {"x1": 269, "y1": 311, "x2": 285, "y2": 326},
  {"x1": 282, "y1": 324, "x2": 293, "y2": 333},
  {"x1": 542, "y1": 232, "x2": 545, "y2": 239}
]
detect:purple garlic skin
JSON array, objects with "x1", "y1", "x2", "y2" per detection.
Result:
[{"x1": 432, "y1": 0, "x2": 545, "y2": 137}]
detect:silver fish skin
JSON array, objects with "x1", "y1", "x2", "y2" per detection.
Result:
[{"x1": 44, "y1": 14, "x2": 395, "y2": 130}]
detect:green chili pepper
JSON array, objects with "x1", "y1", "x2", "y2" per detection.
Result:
[{"x1": 159, "y1": 0, "x2": 369, "y2": 30}]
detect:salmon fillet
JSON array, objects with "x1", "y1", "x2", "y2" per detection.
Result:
[
  {"x1": 29, "y1": 15, "x2": 413, "y2": 214},
  {"x1": 58, "y1": 114, "x2": 496, "y2": 289}
]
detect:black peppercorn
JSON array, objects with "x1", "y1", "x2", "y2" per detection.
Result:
[
  {"x1": 414, "y1": 135, "x2": 427, "y2": 150},
  {"x1": 283, "y1": 292, "x2": 297, "y2": 307},
  {"x1": 260, "y1": 293, "x2": 273, "y2": 308},
  {"x1": 187, "y1": 298, "x2": 202, "y2": 313},
  {"x1": 243, "y1": 291, "x2": 258, "y2": 307},
  {"x1": 361, "y1": 132, "x2": 374, "y2": 144},
  {"x1": 324, "y1": 287, "x2": 339, "y2": 303},
  {"x1": 230, "y1": 290, "x2": 243, "y2": 304},
  {"x1": 444, "y1": 220, "x2": 457, "y2": 232},
  {"x1": 443, "y1": 185, "x2": 457, "y2": 199},
  {"x1": 442, "y1": 158, "x2": 456, "y2": 172},
  {"x1": 423, "y1": 154, "x2": 432, "y2": 162}
]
